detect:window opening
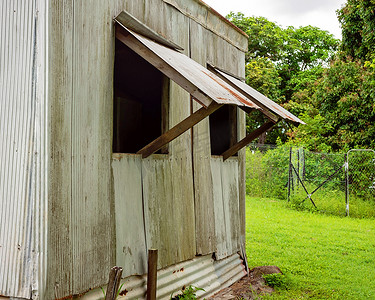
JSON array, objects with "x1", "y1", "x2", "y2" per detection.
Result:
[
  {"x1": 209, "y1": 105, "x2": 237, "y2": 156},
  {"x1": 113, "y1": 39, "x2": 169, "y2": 154}
]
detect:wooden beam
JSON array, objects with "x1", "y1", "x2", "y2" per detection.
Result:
[
  {"x1": 221, "y1": 121, "x2": 275, "y2": 160},
  {"x1": 137, "y1": 102, "x2": 222, "y2": 158}
]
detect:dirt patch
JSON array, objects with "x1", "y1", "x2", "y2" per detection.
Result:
[{"x1": 208, "y1": 266, "x2": 282, "y2": 300}]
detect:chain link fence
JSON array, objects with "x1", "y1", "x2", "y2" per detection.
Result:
[{"x1": 246, "y1": 144, "x2": 375, "y2": 218}]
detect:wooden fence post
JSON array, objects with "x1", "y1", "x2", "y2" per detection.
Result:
[
  {"x1": 147, "y1": 249, "x2": 158, "y2": 300},
  {"x1": 105, "y1": 266, "x2": 123, "y2": 300}
]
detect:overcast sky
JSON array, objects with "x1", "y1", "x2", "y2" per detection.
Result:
[{"x1": 202, "y1": 0, "x2": 347, "y2": 38}]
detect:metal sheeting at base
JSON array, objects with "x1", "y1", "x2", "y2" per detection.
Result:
[{"x1": 81, "y1": 253, "x2": 246, "y2": 299}]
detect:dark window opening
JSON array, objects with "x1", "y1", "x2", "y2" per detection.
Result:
[
  {"x1": 113, "y1": 39, "x2": 169, "y2": 154},
  {"x1": 209, "y1": 105, "x2": 237, "y2": 156}
]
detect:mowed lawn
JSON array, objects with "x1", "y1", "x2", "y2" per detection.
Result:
[{"x1": 246, "y1": 197, "x2": 375, "y2": 299}]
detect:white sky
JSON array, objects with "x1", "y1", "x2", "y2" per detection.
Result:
[{"x1": 202, "y1": 0, "x2": 347, "y2": 39}]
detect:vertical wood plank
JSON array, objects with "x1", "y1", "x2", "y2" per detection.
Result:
[
  {"x1": 112, "y1": 155, "x2": 147, "y2": 277},
  {"x1": 206, "y1": 29, "x2": 247, "y2": 249},
  {"x1": 47, "y1": 1, "x2": 74, "y2": 298},
  {"x1": 167, "y1": 10, "x2": 196, "y2": 262},
  {"x1": 189, "y1": 19, "x2": 216, "y2": 255},
  {"x1": 70, "y1": 0, "x2": 114, "y2": 294},
  {"x1": 221, "y1": 159, "x2": 240, "y2": 253},
  {"x1": 210, "y1": 158, "x2": 229, "y2": 259},
  {"x1": 142, "y1": 157, "x2": 176, "y2": 268}
]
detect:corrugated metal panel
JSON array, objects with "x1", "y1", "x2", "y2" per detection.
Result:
[
  {"x1": 114, "y1": 21, "x2": 260, "y2": 110},
  {"x1": 214, "y1": 68, "x2": 306, "y2": 125},
  {"x1": 81, "y1": 253, "x2": 246, "y2": 300},
  {"x1": 0, "y1": 0, "x2": 47, "y2": 298}
]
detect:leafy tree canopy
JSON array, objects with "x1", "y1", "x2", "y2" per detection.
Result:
[
  {"x1": 227, "y1": 12, "x2": 339, "y2": 144},
  {"x1": 338, "y1": 0, "x2": 375, "y2": 61}
]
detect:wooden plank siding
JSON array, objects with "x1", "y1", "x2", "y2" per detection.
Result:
[
  {"x1": 206, "y1": 29, "x2": 247, "y2": 252},
  {"x1": 70, "y1": 1, "x2": 114, "y2": 294},
  {"x1": 112, "y1": 155, "x2": 147, "y2": 277},
  {"x1": 47, "y1": 1, "x2": 74, "y2": 298},
  {"x1": 189, "y1": 19, "x2": 217, "y2": 255},
  {"x1": 47, "y1": 0, "x2": 247, "y2": 298}
]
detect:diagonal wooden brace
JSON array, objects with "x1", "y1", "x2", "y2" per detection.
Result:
[
  {"x1": 221, "y1": 121, "x2": 276, "y2": 161},
  {"x1": 137, "y1": 101, "x2": 222, "y2": 158}
]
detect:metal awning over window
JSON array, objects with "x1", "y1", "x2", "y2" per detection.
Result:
[
  {"x1": 210, "y1": 66, "x2": 305, "y2": 125},
  {"x1": 114, "y1": 11, "x2": 304, "y2": 159}
]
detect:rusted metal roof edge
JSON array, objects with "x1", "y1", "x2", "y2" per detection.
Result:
[
  {"x1": 115, "y1": 24, "x2": 260, "y2": 110},
  {"x1": 214, "y1": 68, "x2": 306, "y2": 125}
]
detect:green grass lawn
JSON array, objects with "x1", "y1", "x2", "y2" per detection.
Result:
[{"x1": 246, "y1": 197, "x2": 375, "y2": 299}]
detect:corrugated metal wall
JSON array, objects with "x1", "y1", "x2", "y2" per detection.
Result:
[
  {"x1": 82, "y1": 253, "x2": 246, "y2": 300},
  {"x1": 0, "y1": 0, "x2": 47, "y2": 299},
  {"x1": 46, "y1": 0, "x2": 247, "y2": 298}
]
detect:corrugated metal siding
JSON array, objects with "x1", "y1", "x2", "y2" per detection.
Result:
[
  {"x1": 81, "y1": 253, "x2": 246, "y2": 300},
  {"x1": 47, "y1": 1, "x2": 114, "y2": 298},
  {"x1": 46, "y1": 0, "x2": 247, "y2": 298},
  {"x1": 0, "y1": 0, "x2": 47, "y2": 298}
]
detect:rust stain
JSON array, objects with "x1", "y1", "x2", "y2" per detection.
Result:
[
  {"x1": 173, "y1": 267, "x2": 185, "y2": 274},
  {"x1": 202, "y1": 70, "x2": 258, "y2": 108}
]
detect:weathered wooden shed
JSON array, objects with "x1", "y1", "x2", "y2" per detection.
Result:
[{"x1": 0, "y1": 0, "x2": 303, "y2": 299}]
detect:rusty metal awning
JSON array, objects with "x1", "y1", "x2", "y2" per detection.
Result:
[
  {"x1": 115, "y1": 16, "x2": 260, "y2": 111},
  {"x1": 114, "y1": 11, "x2": 304, "y2": 159},
  {"x1": 211, "y1": 67, "x2": 305, "y2": 125}
]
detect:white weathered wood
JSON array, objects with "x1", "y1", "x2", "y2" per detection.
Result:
[
  {"x1": 210, "y1": 158, "x2": 229, "y2": 259},
  {"x1": 190, "y1": 19, "x2": 217, "y2": 255},
  {"x1": 47, "y1": 1, "x2": 74, "y2": 298},
  {"x1": 221, "y1": 158, "x2": 240, "y2": 253},
  {"x1": 112, "y1": 155, "x2": 147, "y2": 277},
  {"x1": 70, "y1": 1, "x2": 114, "y2": 294},
  {"x1": 142, "y1": 157, "x2": 175, "y2": 268}
]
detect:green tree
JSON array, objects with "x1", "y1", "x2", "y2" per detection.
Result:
[
  {"x1": 338, "y1": 0, "x2": 375, "y2": 61},
  {"x1": 227, "y1": 12, "x2": 338, "y2": 144}
]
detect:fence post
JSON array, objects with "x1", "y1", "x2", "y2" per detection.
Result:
[
  {"x1": 105, "y1": 266, "x2": 123, "y2": 300},
  {"x1": 147, "y1": 249, "x2": 158, "y2": 300},
  {"x1": 288, "y1": 147, "x2": 292, "y2": 201}
]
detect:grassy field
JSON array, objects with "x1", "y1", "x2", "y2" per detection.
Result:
[{"x1": 246, "y1": 197, "x2": 375, "y2": 299}]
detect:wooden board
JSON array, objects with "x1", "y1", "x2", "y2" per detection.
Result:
[
  {"x1": 112, "y1": 155, "x2": 148, "y2": 277},
  {"x1": 189, "y1": 19, "x2": 217, "y2": 255},
  {"x1": 142, "y1": 157, "x2": 176, "y2": 268},
  {"x1": 70, "y1": 1, "x2": 114, "y2": 294},
  {"x1": 210, "y1": 158, "x2": 229, "y2": 259},
  {"x1": 211, "y1": 157, "x2": 241, "y2": 258},
  {"x1": 221, "y1": 158, "x2": 240, "y2": 253},
  {"x1": 47, "y1": 1, "x2": 74, "y2": 298},
  {"x1": 207, "y1": 30, "x2": 247, "y2": 248}
]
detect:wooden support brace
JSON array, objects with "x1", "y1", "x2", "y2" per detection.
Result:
[
  {"x1": 221, "y1": 121, "x2": 276, "y2": 161},
  {"x1": 137, "y1": 101, "x2": 222, "y2": 158}
]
